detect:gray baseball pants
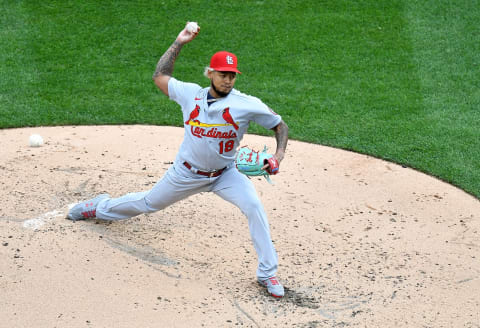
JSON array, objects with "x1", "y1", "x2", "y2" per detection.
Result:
[{"x1": 96, "y1": 161, "x2": 278, "y2": 279}]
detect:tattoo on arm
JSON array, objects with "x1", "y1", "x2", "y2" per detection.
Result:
[
  {"x1": 152, "y1": 40, "x2": 183, "y2": 79},
  {"x1": 274, "y1": 121, "x2": 289, "y2": 160}
]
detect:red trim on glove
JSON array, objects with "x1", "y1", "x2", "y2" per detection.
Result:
[{"x1": 265, "y1": 157, "x2": 279, "y2": 175}]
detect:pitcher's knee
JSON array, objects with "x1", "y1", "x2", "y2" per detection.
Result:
[
  {"x1": 144, "y1": 196, "x2": 167, "y2": 213},
  {"x1": 241, "y1": 198, "x2": 265, "y2": 217}
]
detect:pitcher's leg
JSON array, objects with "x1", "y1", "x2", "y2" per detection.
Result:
[
  {"x1": 212, "y1": 167, "x2": 278, "y2": 279},
  {"x1": 97, "y1": 165, "x2": 207, "y2": 220},
  {"x1": 96, "y1": 190, "x2": 156, "y2": 220}
]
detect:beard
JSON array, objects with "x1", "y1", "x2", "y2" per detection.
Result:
[{"x1": 210, "y1": 80, "x2": 232, "y2": 98}]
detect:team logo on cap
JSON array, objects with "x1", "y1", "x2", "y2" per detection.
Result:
[{"x1": 226, "y1": 55, "x2": 234, "y2": 65}]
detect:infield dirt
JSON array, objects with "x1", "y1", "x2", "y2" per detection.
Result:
[{"x1": 1, "y1": 125, "x2": 479, "y2": 327}]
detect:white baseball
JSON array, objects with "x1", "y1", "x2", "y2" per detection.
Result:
[
  {"x1": 29, "y1": 134, "x2": 44, "y2": 147},
  {"x1": 186, "y1": 22, "x2": 199, "y2": 33}
]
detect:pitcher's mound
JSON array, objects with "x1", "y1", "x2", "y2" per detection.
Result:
[{"x1": 0, "y1": 125, "x2": 479, "y2": 327}]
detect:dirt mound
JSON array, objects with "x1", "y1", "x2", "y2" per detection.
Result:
[{"x1": 1, "y1": 125, "x2": 479, "y2": 327}]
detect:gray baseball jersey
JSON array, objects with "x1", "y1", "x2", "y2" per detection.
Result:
[{"x1": 168, "y1": 77, "x2": 282, "y2": 171}]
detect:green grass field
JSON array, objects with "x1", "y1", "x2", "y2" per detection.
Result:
[{"x1": 1, "y1": 0, "x2": 479, "y2": 198}]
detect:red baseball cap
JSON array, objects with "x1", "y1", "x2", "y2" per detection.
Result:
[{"x1": 210, "y1": 51, "x2": 241, "y2": 74}]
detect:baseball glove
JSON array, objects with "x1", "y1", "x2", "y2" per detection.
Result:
[{"x1": 235, "y1": 146, "x2": 279, "y2": 184}]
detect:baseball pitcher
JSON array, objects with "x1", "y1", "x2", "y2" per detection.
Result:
[{"x1": 67, "y1": 22, "x2": 289, "y2": 298}]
